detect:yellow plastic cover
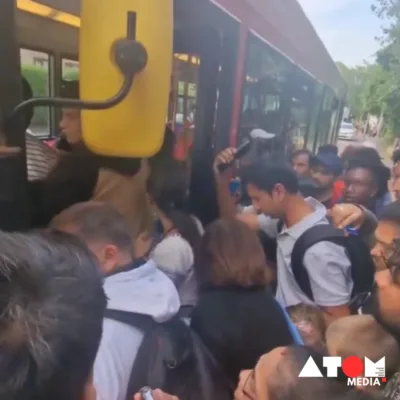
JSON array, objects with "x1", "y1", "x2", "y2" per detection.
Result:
[{"x1": 80, "y1": 0, "x2": 173, "y2": 157}]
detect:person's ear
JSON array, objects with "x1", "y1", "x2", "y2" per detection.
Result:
[
  {"x1": 272, "y1": 183, "x2": 286, "y2": 202},
  {"x1": 102, "y1": 244, "x2": 118, "y2": 274}
]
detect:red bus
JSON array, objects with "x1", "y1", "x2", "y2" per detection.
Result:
[{"x1": 0, "y1": 0, "x2": 345, "y2": 229}]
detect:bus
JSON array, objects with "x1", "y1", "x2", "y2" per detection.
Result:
[{"x1": 0, "y1": 0, "x2": 346, "y2": 230}]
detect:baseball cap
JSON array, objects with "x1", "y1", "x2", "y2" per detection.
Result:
[{"x1": 310, "y1": 152, "x2": 343, "y2": 177}]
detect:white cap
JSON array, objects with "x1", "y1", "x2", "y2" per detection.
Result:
[
  {"x1": 250, "y1": 128, "x2": 276, "y2": 140},
  {"x1": 362, "y1": 141, "x2": 377, "y2": 149}
]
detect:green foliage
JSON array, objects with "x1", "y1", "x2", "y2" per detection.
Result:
[
  {"x1": 63, "y1": 68, "x2": 79, "y2": 81},
  {"x1": 371, "y1": 0, "x2": 400, "y2": 137},
  {"x1": 336, "y1": 0, "x2": 400, "y2": 138},
  {"x1": 21, "y1": 64, "x2": 49, "y2": 126}
]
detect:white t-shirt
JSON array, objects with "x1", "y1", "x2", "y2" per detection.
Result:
[{"x1": 257, "y1": 198, "x2": 353, "y2": 308}]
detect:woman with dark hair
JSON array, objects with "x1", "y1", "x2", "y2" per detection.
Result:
[
  {"x1": 191, "y1": 219, "x2": 294, "y2": 385},
  {"x1": 147, "y1": 159, "x2": 202, "y2": 308}
]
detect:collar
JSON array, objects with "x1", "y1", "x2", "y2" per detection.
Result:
[
  {"x1": 280, "y1": 197, "x2": 327, "y2": 239},
  {"x1": 104, "y1": 258, "x2": 147, "y2": 278}
]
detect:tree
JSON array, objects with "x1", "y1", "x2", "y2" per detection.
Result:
[{"x1": 372, "y1": 0, "x2": 400, "y2": 136}]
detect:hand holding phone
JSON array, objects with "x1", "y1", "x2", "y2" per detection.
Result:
[
  {"x1": 134, "y1": 388, "x2": 179, "y2": 400},
  {"x1": 139, "y1": 387, "x2": 154, "y2": 400}
]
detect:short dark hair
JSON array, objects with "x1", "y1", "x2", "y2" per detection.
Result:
[
  {"x1": 50, "y1": 201, "x2": 134, "y2": 253},
  {"x1": 196, "y1": 219, "x2": 269, "y2": 287},
  {"x1": 0, "y1": 230, "x2": 106, "y2": 400},
  {"x1": 291, "y1": 149, "x2": 311, "y2": 161},
  {"x1": 318, "y1": 144, "x2": 339, "y2": 155},
  {"x1": 147, "y1": 160, "x2": 201, "y2": 254},
  {"x1": 393, "y1": 149, "x2": 400, "y2": 164},
  {"x1": 380, "y1": 201, "x2": 400, "y2": 225},
  {"x1": 241, "y1": 158, "x2": 299, "y2": 194}
]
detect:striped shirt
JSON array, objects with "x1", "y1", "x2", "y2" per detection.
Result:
[{"x1": 26, "y1": 132, "x2": 58, "y2": 181}]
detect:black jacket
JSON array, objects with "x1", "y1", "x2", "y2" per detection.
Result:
[{"x1": 190, "y1": 285, "x2": 294, "y2": 385}]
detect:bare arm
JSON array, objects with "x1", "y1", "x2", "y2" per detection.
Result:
[{"x1": 213, "y1": 148, "x2": 239, "y2": 219}]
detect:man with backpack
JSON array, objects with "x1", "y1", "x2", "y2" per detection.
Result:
[
  {"x1": 214, "y1": 150, "x2": 375, "y2": 324},
  {"x1": 50, "y1": 202, "x2": 181, "y2": 400}
]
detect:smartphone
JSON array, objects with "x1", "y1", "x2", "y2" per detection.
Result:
[
  {"x1": 229, "y1": 179, "x2": 241, "y2": 195},
  {"x1": 218, "y1": 140, "x2": 251, "y2": 173},
  {"x1": 139, "y1": 387, "x2": 154, "y2": 400}
]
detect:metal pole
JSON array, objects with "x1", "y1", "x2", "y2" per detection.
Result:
[{"x1": 0, "y1": 0, "x2": 30, "y2": 230}]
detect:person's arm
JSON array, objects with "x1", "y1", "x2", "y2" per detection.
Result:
[
  {"x1": 329, "y1": 203, "x2": 377, "y2": 246},
  {"x1": 329, "y1": 203, "x2": 377, "y2": 232},
  {"x1": 213, "y1": 148, "x2": 239, "y2": 219},
  {"x1": 303, "y1": 242, "x2": 352, "y2": 325}
]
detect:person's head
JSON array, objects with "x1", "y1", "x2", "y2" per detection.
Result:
[
  {"x1": 392, "y1": 150, "x2": 400, "y2": 201},
  {"x1": 291, "y1": 149, "x2": 312, "y2": 177},
  {"x1": 318, "y1": 144, "x2": 339, "y2": 156},
  {"x1": 237, "y1": 345, "x2": 376, "y2": 400},
  {"x1": 147, "y1": 159, "x2": 200, "y2": 252},
  {"x1": 326, "y1": 315, "x2": 399, "y2": 382},
  {"x1": 0, "y1": 230, "x2": 106, "y2": 400},
  {"x1": 286, "y1": 304, "x2": 327, "y2": 353},
  {"x1": 342, "y1": 146, "x2": 382, "y2": 170},
  {"x1": 371, "y1": 201, "x2": 400, "y2": 270},
  {"x1": 343, "y1": 160, "x2": 389, "y2": 206},
  {"x1": 59, "y1": 80, "x2": 82, "y2": 145},
  {"x1": 240, "y1": 159, "x2": 299, "y2": 218},
  {"x1": 50, "y1": 201, "x2": 134, "y2": 275},
  {"x1": 196, "y1": 219, "x2": 269, "y2": 289},
  {"x1": 310, "y1": 153, "x2": 342, "y2": 190}
]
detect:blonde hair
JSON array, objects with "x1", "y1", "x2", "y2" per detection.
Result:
[
  {"x1": 326, "y1": 315, "x2": 400, "y2": 377},
  {"x1": 287, "y1": 304, "x2": 326, "y2": 352}
]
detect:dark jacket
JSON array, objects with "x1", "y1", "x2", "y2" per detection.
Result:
[{"x1": 190, "y1": 285, "x2": 294, "y2": 385}]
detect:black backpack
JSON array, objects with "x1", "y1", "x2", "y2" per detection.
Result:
[
  {"x1": 104, "y1": 310, "x2": 233, "y2": 400},
  {"x1": 289, "y1": 224, "x2": 375, "y2": 308}
]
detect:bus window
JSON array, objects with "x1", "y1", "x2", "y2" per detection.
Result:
[
  {"x1": 169, "y1": 54, "x2": 199, "y2": 162},
  {"x1": 20, "y1": 48, "x2": 51, "y2": 138},
  {"x1": 62, "y1": 58, "x2": 79, "y2": 80}
]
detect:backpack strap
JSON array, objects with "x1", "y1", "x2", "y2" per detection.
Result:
[
  {"x1": 178, "y1": 305, "x2": 194, "y2": 319},
  {"x1": 290, "y1": 224, "x2": 345, "y2": 301},
  {"x1": 104, "y1": 309, "x2": 156, "y2": 332}
]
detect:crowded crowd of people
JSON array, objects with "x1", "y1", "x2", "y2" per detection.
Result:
[{"x1": 3, "y1": 78, "x2": 400, "y2": 400}]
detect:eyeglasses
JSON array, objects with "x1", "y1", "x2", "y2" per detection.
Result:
[{"x1": 383, "y1": 238, "x2": 400, "y2": 285}]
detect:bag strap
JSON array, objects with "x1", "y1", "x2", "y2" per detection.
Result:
[
  {"x1": 104, "y1": 309, "x2": 156, "y2": 332},
  {"x1": 290, "y1": 224, "x2": 345, "y2": 301},
  {"x1": 178, "y1": 305, "x2": 194, "y2": 319}
]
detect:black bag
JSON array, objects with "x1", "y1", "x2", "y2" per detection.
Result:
[
  {"x1": 104, "y1": 310, "x2": 233, "y2": 400},
  {"x1": 290, "y1": 224, "x2": 375, "y2": 309}
]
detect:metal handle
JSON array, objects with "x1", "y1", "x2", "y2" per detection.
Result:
[{"x1": 10, "y1": 12, "x2": 146, "y2": 118}]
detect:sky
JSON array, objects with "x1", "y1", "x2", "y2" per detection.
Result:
[{"x1": 297, "y1": 0, "x2": 383, "y2": 67}]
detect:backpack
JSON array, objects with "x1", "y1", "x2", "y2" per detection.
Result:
[
  {"x1": 104, "y1": 310, "x2": 233, "y2": 400},
  {"x1": 289, "y1": 224, "x2": 375, "y2": 310}
]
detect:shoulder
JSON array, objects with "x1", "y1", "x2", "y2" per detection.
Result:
[
  {"x1": 303, "y1": 240, "x2": 351, "y2": 271},
  {"x1": 304, "y1": 240, "x2": 349, "y2": 261},
  {"x1": 152, "y1": 235, "x2": 194, "y2": 273}
]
